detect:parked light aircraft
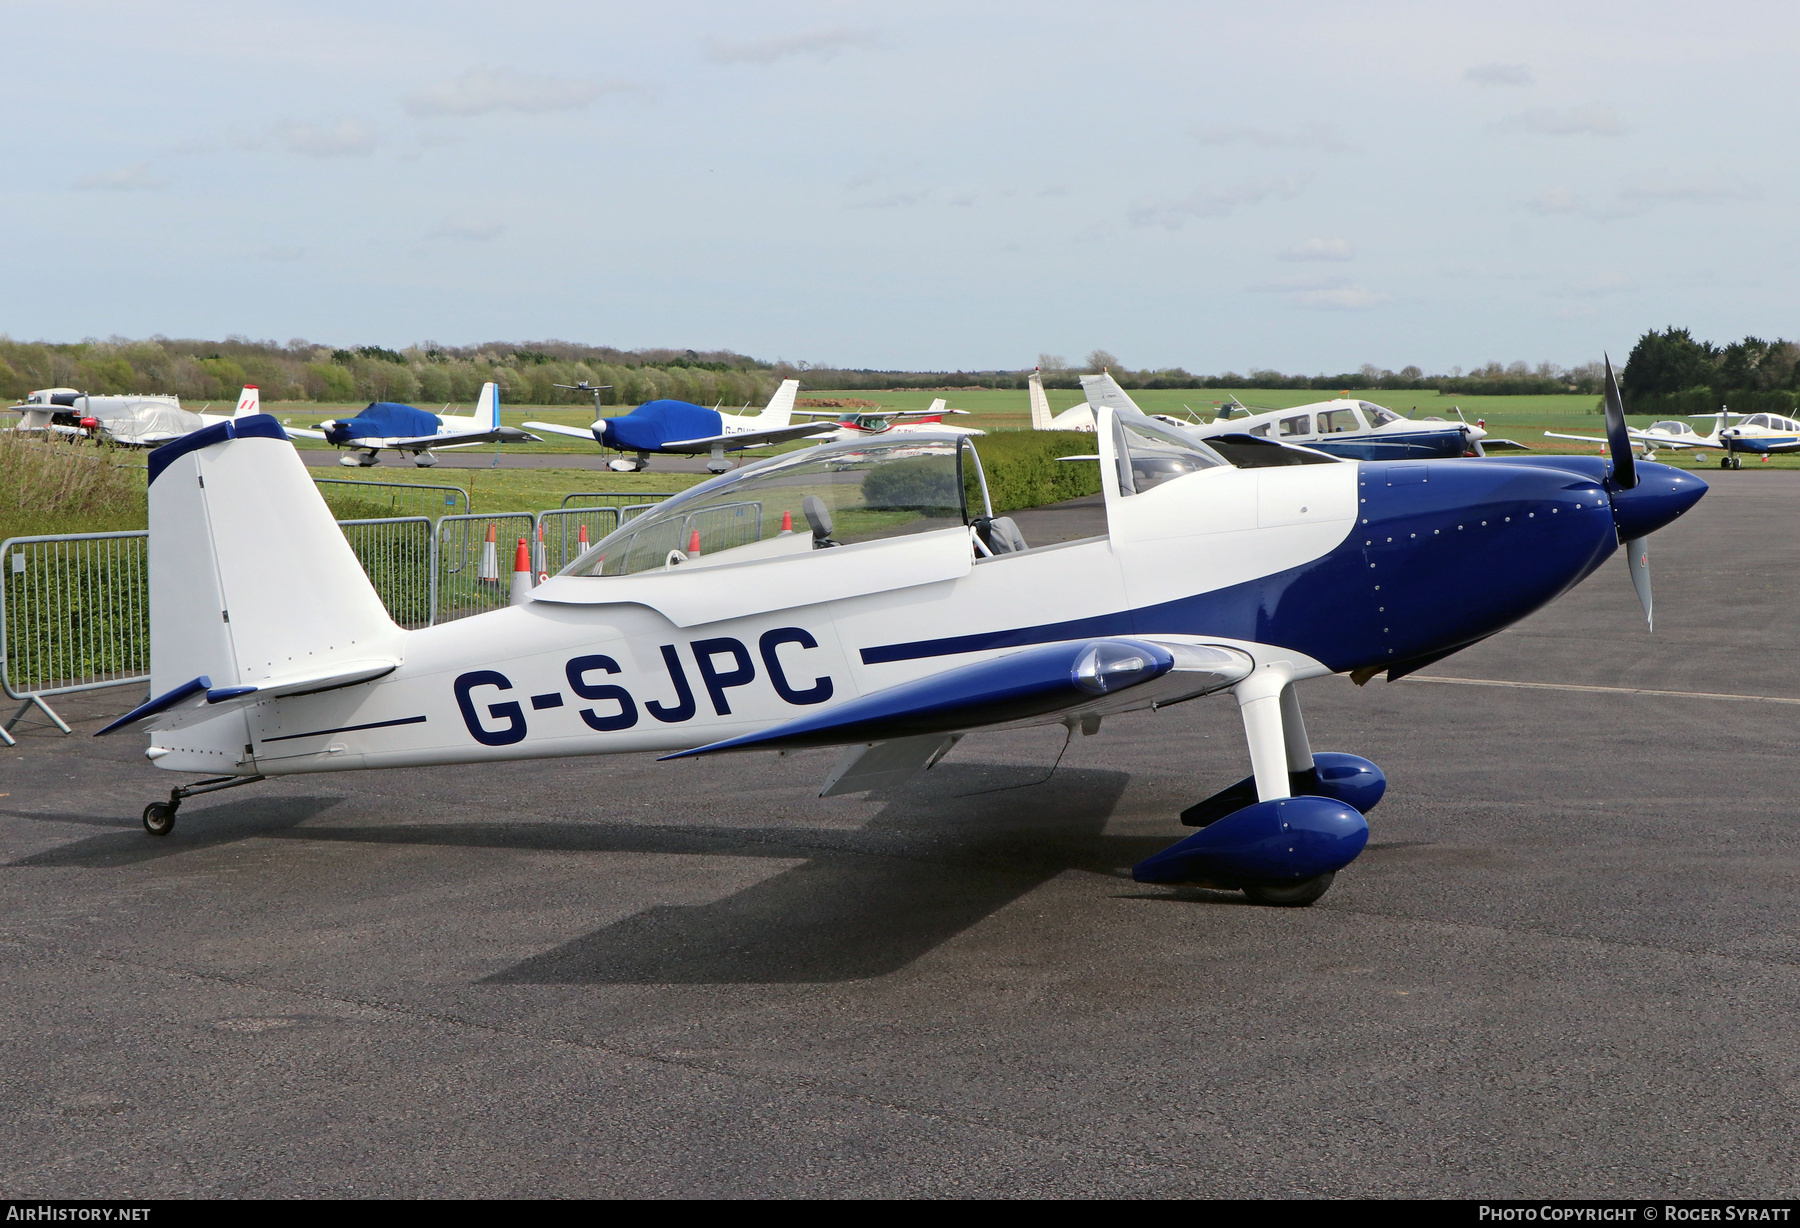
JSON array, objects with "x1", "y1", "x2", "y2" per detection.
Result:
[
  {"x1": 795, "y1": 399, "x2": 983, "y2": 444},
  {"x1": 1546, "y1": 409, "x2": 1800, "y2": 469},
  {"x1": 523, "y1": 379, "x2": 832, "y2": 473},
  {"x1": 1185, "y1": 397, "x2": 1528, "y2": 460},
  {"x1": 283, "y1": 382, "x2": 538, "y2": 467},
  {"x1": 97, "y1": 357, "x2": 1703, "y2": 909},
  {"x1": 5, "y1": 385, "x2": 264, "y2": 446}
]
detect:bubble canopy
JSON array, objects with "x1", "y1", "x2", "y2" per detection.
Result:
[{"x1": 561, "y1": 433, "x2": 994, "y2": 577}]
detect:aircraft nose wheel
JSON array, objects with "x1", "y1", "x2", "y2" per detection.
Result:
[
  {"x1": 1241, "y1": 872, "x2": 1335, "y2": 907},
  {"x1": 142, "y1": 801, "x2": 177, "y2": 836}
]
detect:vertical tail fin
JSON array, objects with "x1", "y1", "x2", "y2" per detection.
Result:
[
  {"x1": 1080, "y1": 371, "x2": 1145, "y2": 416},
  {"x1": 754, "y1": 378, "x2": 799, "y2": 428},
  {"x1": 1028, "y1": 370, "x2": 1052, "y2": 430},
  {"x1": 233, "y1": 385, "x2": 260, "y2": 418},
  {"x1": 146, "y1": 416, "x2": 402, "y2": 699},
  {"x1": 476, "y1": 381, "x2": 500, "y2": 430}
]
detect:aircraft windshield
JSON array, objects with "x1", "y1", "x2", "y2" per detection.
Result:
[
  {"x1": 1650, "y1": 420, "x2": 1689, "y2": 434},
  {"x1": 1360, "y1": 402, "x2": 1401, "y2": 427},
  {"x1": 562, "y1": 435, "x2": 985, "y2": 577},
  {"x1": 1112, "y1": 414, "x2": 1226, "y2": 495}
]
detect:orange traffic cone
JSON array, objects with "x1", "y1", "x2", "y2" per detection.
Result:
[
  {"x1": 510, "y1": 537, "x2": 533, "y2": 605},
  {"x1": 577, "y1": 523, "x2": 590, "y2": 548},
  {"x1": 533, "y1": 522, "x2": 548, "y2": 583},
  {"x1": 687, "y1": 528, "x2": 702, "y2": 557},
  {"x1": 779, "y1": 510, "x2": 793, "y2": 534},
  {"x1": 477, "y1": 522, "x2": 500, "y2": 584}
]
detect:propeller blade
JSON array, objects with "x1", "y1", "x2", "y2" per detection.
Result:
[
  {"x1": 1603, "y1": 354, "x2": 1638, "y2": 489},
  {"x1": 1625, "y1": 536, "x2": 1652, "y2": 631}
]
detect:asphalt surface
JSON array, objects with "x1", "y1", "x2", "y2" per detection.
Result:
[{"x1": 4, "y1": 468, "x2": 1798, "y2": 1198}]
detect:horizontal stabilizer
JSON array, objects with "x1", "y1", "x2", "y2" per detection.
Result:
[
  {"x1": 664, "y1": 638, "x2": 1252, "y2": 758},
  {"x1": 96, "y1": 660, "x2": 398, "y2": 736}
]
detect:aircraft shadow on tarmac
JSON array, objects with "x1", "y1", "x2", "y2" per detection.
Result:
[{"x1": 7, "y1": 763, "x2": 1176, "y2": 984}]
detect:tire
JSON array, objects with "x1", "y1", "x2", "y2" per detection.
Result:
[
  {"x1": 142, "y1": 802, "x2": 176, "y2": 836},
  {"x1": 1242, "y1": 872, "x2": 1334, "y2": 907}
]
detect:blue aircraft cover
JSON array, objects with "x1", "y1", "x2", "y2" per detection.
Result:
[
  {"x1": 603, "y1": 400, "x2": 725, "y2": 453},
  {"x1": 329, "y1": 401, "x2": 443, "y2": 444}
]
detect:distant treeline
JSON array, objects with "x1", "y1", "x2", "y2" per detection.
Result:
[
  {"x1": 7, "y1": 332, "x2": 1792, "y2": 409},
  {"x1": 1620, "y1": 328, "x2": 1800, "y2": 416},
  {"x1": 0, "y1": 337, "x2": 781, "y2": 409}
]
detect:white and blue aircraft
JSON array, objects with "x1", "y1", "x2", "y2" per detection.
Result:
[
  {"x1": 6, "y1": 384, "x2": 265, "y2": 446},
  {"x1": 284, "y1": 381, "x2": 539, "y2": 467},
  {"x1": 97, "y1": 358, "x2": 1704, "y2": 908},
  {"x1": 1186, "y1": 397, "x2": 1530, "y2": 459},
  {"x1": 524, "y1": 379, "x2": 834, "y2": 473}
]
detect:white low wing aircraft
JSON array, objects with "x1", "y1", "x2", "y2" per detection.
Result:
[
  {"x1": 1028, "y1": 371, "x2": 1097, "y2": 431},
  {"x1": 284, "y1": 381, "x2": 539, "y2": 467},
  {"x1": 524, "y1": 379, "x2": 834, "y2": 472},
  {"x1": 98, "y1": 359, "x2": 1706, "y2": 908},
  {"x1": 5, "y1": 385, "x2": 264, "y2": 445}
]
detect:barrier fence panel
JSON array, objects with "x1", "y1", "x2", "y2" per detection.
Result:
[
  {"x1": 535, "y1": 508, "x2": 618, "y2": 576},
  {"x1": 1, "y1": 531, "x2": 150, "y2": 743},
  {"x1": 337, "y1": 517, "x2": 435, "y2": 629},
  {"x1": 315, "y1": 478, "x2": 469, "y2": 521},
  {"x1": 560, "y1": 491, "x2": 678, "y2": 513},
  {"x1": 683, "y1": 500, "x2": 764, "y2": 554},
  {"x1": 435, "y1": 512, "x2": 535, "y2": 623}
]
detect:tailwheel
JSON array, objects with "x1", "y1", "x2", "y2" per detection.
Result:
[
  {"x1": 142, "y1": 801, "x2": 177, "y2": 836},
  {"x1": 1241, "y1": 872, "x2": 1334, "y2": 907}
]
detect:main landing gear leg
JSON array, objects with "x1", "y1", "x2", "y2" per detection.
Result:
[{"x1": 142, "y1": 774, "x2": 266, "y2": 837}]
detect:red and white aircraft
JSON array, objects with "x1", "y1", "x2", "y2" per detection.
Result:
[{"x1": 795, "y1": 398, "x2": 983, "y2": 444}]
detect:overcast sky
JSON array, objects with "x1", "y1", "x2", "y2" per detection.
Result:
[{"x1": 4, "y1": 0, "x2": 1795, "y2": 373}]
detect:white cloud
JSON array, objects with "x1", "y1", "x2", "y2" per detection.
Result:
[
  {"x1": 274, "y1": 118, "x2": 377, "y2": 157},
  {"x1": 1249, "y1": 274, "x2": 1388, "y2": 310},
  {"x1": 1465, "y1": 63, "x2": 1533, "y2": 86},
  {"x1": 1279, "y1": 237, "x2": 1354, "y2": 261},
  {"x1": 405, "y1": 68, "x2": 618, "y2": 118},
  {"x1": 1522, "y1": 185, "x2": 1585, "y2": 215},
  {"x1": 74, "y1": 163, "x2": 165, "y2": 191},
  {"x1": 704, "y1": 28, "x2": 878, "y2": 65},
  {"x1": 1555, "y1": 274, "x2": 1637, "y2": 297},
  {"x1": 846, "y1": 190, "x2": 929, "y2": 210},
  {"x1": 1190, "y1": 123, "x2": 1345, "y2": 153},
  {"x1": 428, "y1": 218, "x2": 504, "y2": 241},
  {"x1": 948, "y1": 192, "x2": 976, "y2": 207},
  {"x1": 1498, "y1": 105, "x2": 1628, "y2": 136},
  {"x1": 1130, "y1": 176, "x2": 1308, "y2": 229}
]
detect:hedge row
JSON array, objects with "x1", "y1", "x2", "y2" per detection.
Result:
[{"x1": 974, "y1": 430, "x2": 1102, "y2": 513}]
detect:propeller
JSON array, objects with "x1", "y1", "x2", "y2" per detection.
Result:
[
  {"x1": 1601, "y1": 354, "x2": 1653, "y2": 628},
  {"x1": 1602, "y1": 353, "x2": 1637, "y2": 490}
]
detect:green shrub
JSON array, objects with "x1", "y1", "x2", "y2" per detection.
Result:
[
  {"x1": 972, "y1": 430, "x2": 1102, "y2": 513},
  {"x1": 862, "y1": 456, "x2": 962, "y2": 513}
]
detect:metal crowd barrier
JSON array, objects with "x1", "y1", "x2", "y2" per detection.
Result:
[
  {"x1": 1, "y1": 531, "x2": 150, "y2": 745},
  {"x1": 435, "y1": 512, "x2": 535, "y2": 624},
  {"x1": 337, "y1": 517, "x2": 436, "y2": 629},
  {"x1": 314, "y1": 478, "x2": 469, "y2": 520},
  {"x1": 560, "y1": 491, "x2": 678, "y2": 512},
  {"x1": 1, "y1": 492, "x2": 688, "y2": 742}
]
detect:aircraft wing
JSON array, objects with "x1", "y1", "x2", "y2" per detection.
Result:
[
  {"x1": 663, "y1": 637, "x2": 1254, "y2": 759},
  {"x1": 521, "y1": 420, "x2": 601, "y2": 441},
  {"x1": 383, "y1": 426, "x2": 542, "y2": 450},
  {"x1": 791, "y1": 408, "x2": 971, "y2": 419},
  {"x1": 283, "y1": 425, "x2": 329, "y2": 440},
  {"x1": 1478, "y1": 437, "x2": 1533, "y2": 451},
  {"x1": 1545, "y1": 430, "x2": 1709, "y2": 450},
  {"x1": 659, "y1": 422, "x2": 837, "y2": 452}
]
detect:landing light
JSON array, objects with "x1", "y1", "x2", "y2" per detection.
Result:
[{"x1": 1072, "y1": 642, "x2": 1153, "y2": 695}]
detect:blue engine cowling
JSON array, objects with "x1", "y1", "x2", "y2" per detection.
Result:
[{"x1": 1133, "y1": 795, "x2": 1370, "y2": 885}]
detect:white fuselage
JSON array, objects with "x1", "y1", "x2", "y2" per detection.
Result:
[{"x1": 151, "y1": 461, "x2": 1357, "y2": 777}]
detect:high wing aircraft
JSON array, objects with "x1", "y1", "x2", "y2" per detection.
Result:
[
  {"x1": 793, "y1": 398, "x2": 983, "y2": 444},
  {"x1": 97, "y1": 356, "x2": 1705, "y2": 910},
  {"x1": 5, "y1": 385, "x2": 265, "y2": 446},
  {"x1": 283, "y1": 381, "x2": 539, "y2": 467},
  {"x1": 1028, "y1": 371, "x2": 1097, "y2": 431},
  {"x1": 523, "y1": 378, "x2": 833, "y2": 473}
]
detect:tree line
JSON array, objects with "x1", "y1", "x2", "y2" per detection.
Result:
[
  {"x1": 6, "y1": 332, "x2": 1787, "y2": 409},
  {"x1": 1620, "y1": 328, "x2": 1800, "y2": 416}
]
